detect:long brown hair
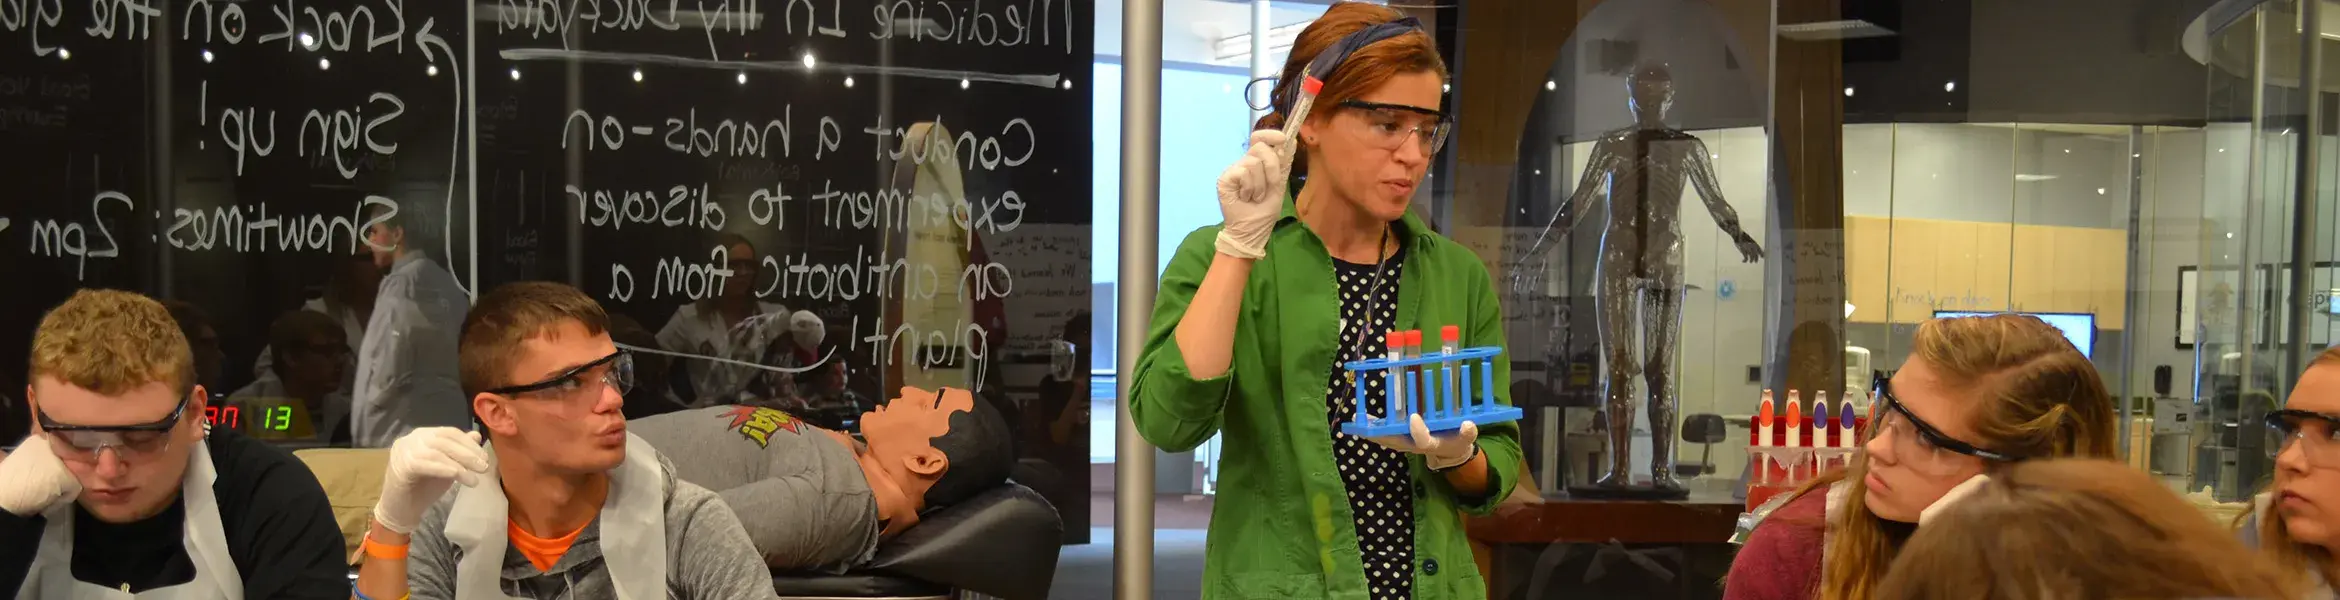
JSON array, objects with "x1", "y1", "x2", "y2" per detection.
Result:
[
  {"x1": 2250, "y1": 346, "x2": 2340, "y2": 587},
  {"x1": 1252, "y1": 3, "x2": 1444, "y2": 185},
  {"x1": 1778, "y1": 314, "x2": 2120, "y2": 600},
  {"x1": 1877, "y1": 459, "x2": 2301, "y2": 600}
]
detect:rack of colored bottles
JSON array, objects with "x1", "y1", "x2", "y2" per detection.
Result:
[
  {"x1": 1337, "y1": 331, "x2": 1521, "y2": 438},
  {"x1": 1745, "y1": 391, "x2": 1870, "y2": 510}
]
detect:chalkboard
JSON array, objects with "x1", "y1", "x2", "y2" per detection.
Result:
[
  {"x1": 0, "y1": 0, "x2": 475, "y2": 418},
  {"x1": 0, "y1": 0, "x2": 1094, "y2": 539}
]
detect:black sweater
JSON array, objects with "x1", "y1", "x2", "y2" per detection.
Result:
[{"x1": 0, "y1": 429, "x2": 349, "y2": 598}]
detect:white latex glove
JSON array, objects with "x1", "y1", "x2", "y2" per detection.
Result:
[
  {"x1": 373, "y1": 427, "x2": 492, "y2": 535},
  {"x1": 1365, "y1": 414, "x2": 1481, "y2": 471},
  {"x1": 1213, "y1": 130, "x2": 1293, "y2": 259},
  {"x1": 0, "y1": 436, "x2": 81, "y2": 517},
  {"x1": 789, "y1": 310, "x2": 825, "y2": 350},
  {"x1": 1917, "y1": 474, "x2": 1991, "y2": 526}
]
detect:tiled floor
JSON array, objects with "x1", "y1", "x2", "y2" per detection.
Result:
[
  {"x1": 1050, "y1": 527, "x2": 1208, "y2": 600},
  {"x1": 1047, "y1": 493, "x2": 1214, "y2": 599}
]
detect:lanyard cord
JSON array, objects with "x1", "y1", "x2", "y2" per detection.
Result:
[{"x1": 1340, "y1": 225, "x2": 1396, "y2": 391}]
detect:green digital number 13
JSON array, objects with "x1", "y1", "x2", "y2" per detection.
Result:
[{"x1": 268, "y1": 406, "x2": 293, "y2": 431}]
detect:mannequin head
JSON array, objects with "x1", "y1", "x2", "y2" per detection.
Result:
[
  {"x1": 858, "y1": 387, "x2": 1011, "y2": 514},
  {"x1": 463, "y1": 282, "x2": 631, "y2": 477},
  {"x1": 28, "y1": 290, "x2": 208, "y2": 524},
  {"x1": 1626, "y1": 63, "x2": 1674, "y2": 125},
  {"x1": 1255, "y1": 3, "x2": 1448, "y2": 232}
]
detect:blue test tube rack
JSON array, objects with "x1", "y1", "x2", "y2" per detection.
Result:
[{"x1": 1338, "y1": 345, "x2": 1523, "y2": 437}]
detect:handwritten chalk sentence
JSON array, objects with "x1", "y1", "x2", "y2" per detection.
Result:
[
  {"x1": 561, "y1": 108, "x2": 1035, "y2": 171},
  {"x1": 201, "y1": 84, "x2": 409, "y2": 179},
  {"x1": 1, "y1": 0, "x2": 430, "y2": 57},
  {"x1": 17, "y1": 189, "x2": 400, "y2": 280},
  {"x1": 603, "y1": 243, "x2": 1013, "y2": 304},
  {"x1": 566, "y1": 179, "x2": 1024, "y2": 239},
  {"x1": 489, "y1": 0, "x2": 1075, "y2": 56}
]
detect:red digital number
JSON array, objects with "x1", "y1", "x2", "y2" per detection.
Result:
[{"x1": 202, "y1": 406, "x2": 238, "y2": 429}]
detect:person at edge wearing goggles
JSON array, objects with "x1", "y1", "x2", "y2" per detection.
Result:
[{"x1": 0, "y1": 289, "x2": 351, "y2": 598}]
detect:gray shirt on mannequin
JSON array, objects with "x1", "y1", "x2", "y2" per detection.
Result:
[{"x1": 628, "y1": 405, "x2": 882, "y2": 573}]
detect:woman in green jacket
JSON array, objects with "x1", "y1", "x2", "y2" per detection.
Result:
[{"x1": 1129, "y1": 5, "x2": 1522, "y2": 599}]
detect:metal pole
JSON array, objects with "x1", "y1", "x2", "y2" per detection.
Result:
[
  {"x1": 2121, "y1": 125, "x2": 2145, "y2": 461},
  {"x1": 2227, "y1": 9, "x2": 2267, "y2": 402},
  {"x1": 1250, "y1": 0, "x2": 1272, "y2": 125},
  {"x1": 2289, "y1": 0, "x2": 2324, "y2": 384},
  {"x1": 1116, "y1": 0, "x2": 1164, "y2": 597}
]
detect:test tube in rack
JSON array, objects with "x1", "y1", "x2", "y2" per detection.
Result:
[{"x1": 1337, "y1": 326, "x2": 1522, "y2": 437}]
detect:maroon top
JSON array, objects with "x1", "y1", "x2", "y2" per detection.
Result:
[{"x1": 1724, "y1": 489, "x2": 1828, "y2": 600}]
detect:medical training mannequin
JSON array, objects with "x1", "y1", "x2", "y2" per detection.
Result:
[
  {"x1": 349, "y1": 282, "x2": 772, "y2": 600},
  {"x1": 0, "y1": 289, "x2": 349, "y2": 598},
  {"x1": 628, "y1": 386, "x2": 1013, "y2": 572}
]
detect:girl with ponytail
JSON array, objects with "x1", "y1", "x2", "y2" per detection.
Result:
[{"x1": 1725, "y1": 314, "x2": 2120, "y2": 600}]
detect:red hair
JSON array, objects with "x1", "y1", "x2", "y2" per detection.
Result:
[{"x1": 1253, "y1": 4, "x2": 1445, "y2": 180}]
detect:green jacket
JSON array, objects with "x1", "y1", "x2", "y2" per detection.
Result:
[{"x1": 1131, "y1": 199, "x2": 1523, "y2": 600}]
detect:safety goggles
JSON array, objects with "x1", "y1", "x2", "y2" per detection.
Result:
[
  {"x1": 488, "y1": 350, "x2": 635, "y2": 402},
  {"x1": 1873, "y1": 375, "x2": 2018, "y2": 465},
  {"x1": 2268, "y1": 409, "x2": 2340, "y2": 466},
  {"x1": 36, "y1": 393, "x2": 194, "y2": 463},
  {"x1": 1336, "y1": 99, "x2": 1451, "y2": 156}
]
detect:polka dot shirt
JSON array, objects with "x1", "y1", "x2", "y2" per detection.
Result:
[{"x1": 1327, "y1": 250, "x2": 1414, "y2": 600}]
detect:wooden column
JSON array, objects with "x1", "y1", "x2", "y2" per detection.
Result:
[{"x1": 1770, "y1": 0, "x2": 1850, "y2": 403}]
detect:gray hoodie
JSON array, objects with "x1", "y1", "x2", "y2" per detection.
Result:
[{"x1": 402, "y1": 435, "x2": 776, "y2": 600}]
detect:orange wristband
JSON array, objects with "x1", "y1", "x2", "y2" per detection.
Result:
[{"x1": 362, "y1": 533, "x2": 410, "y2": 561}]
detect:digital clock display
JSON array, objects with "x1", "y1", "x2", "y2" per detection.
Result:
[
  {"x1": 202, "y1": 405, "x2": 239, "y2": 429},
  {"x1": 202, "y1": 404, "x2": 298, "y2": 432}
]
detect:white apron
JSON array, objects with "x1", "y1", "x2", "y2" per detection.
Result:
[
  {"x1": 441, "y1": 433, "x2": 669, "y2": 599},
  {"x1": 16, "y1": 442, "x2": 243, "y2": 600}
]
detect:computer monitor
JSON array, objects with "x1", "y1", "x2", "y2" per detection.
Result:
[{"x1": 1932, "y1": 311, "x2": 2097, "y2": 357}]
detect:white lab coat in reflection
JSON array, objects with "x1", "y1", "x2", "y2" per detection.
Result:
[
  {"x1": 352, "y1": 254, "x2": 471, "y2": 448},
  {"x1": 656, "y1": 301, "x2": 788, "y2": 361}
]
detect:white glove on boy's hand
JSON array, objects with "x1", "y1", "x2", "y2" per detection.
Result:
[
  {"x1": 0, "y1": 436, "x2": 80, "y2": 517},
  {"x1": 1365, "y1": 414, "x2": 1481, "y2": 471},
  {"x1": 1213, "y1": 130, "x2": 1293, "y2": 259},
  {"x1": 373, "y1": 427, "x2": 492, "y2": 535}
]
